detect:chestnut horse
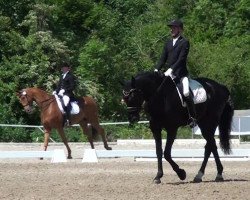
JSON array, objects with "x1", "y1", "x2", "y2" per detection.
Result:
[{"x1": 17, "y1": 87, "x2": 112, "y2": 159}]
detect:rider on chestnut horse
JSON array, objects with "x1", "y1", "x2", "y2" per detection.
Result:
[{"x1": 54, "y1": 62, "x2": 76, "y2": 126}]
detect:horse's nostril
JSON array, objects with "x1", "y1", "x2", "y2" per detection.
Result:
[{"x1": 25, "y1": 107, "x2": 33, "y2": 114}]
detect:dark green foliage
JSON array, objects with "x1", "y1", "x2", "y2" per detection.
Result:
[
  {"x1": 0, "y1": 127, "x2": 33, "y2": 142},
  {"x1": 0, "y1": 0, "x2": 249, "y2": 142}
]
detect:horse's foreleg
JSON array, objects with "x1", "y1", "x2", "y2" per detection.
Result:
[
  {"x1": 154, "y1": 138, "x2": 163, "y2": 184},
  {"x1": 43, "y1": 130, "x2": 50, "y2": 151},
  {"x1": 57, "y1": 128, "x2": 72, "y2": 159},
  {"x1": 164, "y1": 130, "x2": 186, "y2": 181},
  {"x1": 40, "y1": 129, "x2": 50, "y2": 160},
  {"x1": 151, "y1": 123, "x2": 163, "y2": 184}
]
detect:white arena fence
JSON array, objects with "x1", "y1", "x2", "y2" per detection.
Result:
[
  {"x1": 0, "y1": 121, "x2": 150, "y2": 142},
  {"x1": 0, "y1": 118, "x2": 249, "y2": 162},
  {"x1": 0, "y1": 149, "x2": 67, "y2": 163},
  {"x1": 194, "y1": 116, "x2": 250, "y2": 140},
  {"x1": 0, "y1": 116, "x2": 250, "y2": 141},
  {"x1": 82, "y1": 148, "x2": 250, "y2": 162}
]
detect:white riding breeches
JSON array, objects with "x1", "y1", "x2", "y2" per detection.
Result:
[
  {"x1": 62, "y1": 95, "x2": 70, "y2": 106},
  {"x1": 182, "y1": 77, "x2": 189, "y2": 97}
]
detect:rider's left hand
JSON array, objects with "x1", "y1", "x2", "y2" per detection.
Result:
[{"x1": 58, "y1": 89, "x2": 65, "y2": 96}]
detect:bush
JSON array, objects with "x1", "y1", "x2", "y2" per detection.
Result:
[{"x1": 0, "y1": 127, "x2": 33, "y2": 142}]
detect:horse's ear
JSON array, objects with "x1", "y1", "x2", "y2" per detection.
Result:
[{"x1": 131, "y1": 76, "x2": 136, "y2": 88}]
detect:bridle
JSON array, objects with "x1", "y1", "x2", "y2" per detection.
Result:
[
  {"x1": 122, "y1": 88, "x2": 143, "y2": 113},
  {"x1": 20, "y1": 91, "x2": 32, "y2": 107},
  {"x1": 122, "y1": 75, "x2": 166, "y2": 114},
  {"x1": 20, "y1": 90, "x2": 55, "y2": 110}
]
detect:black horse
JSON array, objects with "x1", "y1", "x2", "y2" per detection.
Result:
[{"x1": 122, "y1": 71, "x2": 234, "y2": 184}]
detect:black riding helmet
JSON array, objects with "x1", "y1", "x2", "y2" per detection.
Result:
[
  {"x1": 168, "y1": 19, "x2": 183, "y2": 29},
  {"x1": 60, "y1": 62, "x2": 70, "y2": 68}
]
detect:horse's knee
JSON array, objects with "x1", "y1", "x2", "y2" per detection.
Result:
[
  {"x1": 163, "y1": 151, "x2": 171, "y2": 161},
  {"x1": 43, "y1": 131, "x2": 50, "y2": 146},
  {"x1": 205, "y1": 142, "x2": 217, "y2": 152}
]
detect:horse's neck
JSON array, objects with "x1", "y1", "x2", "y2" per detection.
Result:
[
  {"x1": 146, "y1": 77, "x2": 177, "y2": 103},
  {"x1": 30, "y1": 88, "x2": 50, "y2": 103},
  {"x1": 139, "y1": 79, "x2": 160, "y2": 101}
]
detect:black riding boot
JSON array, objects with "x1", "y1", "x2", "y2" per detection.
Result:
[
  {"x1": 185, "y1": 95, "x2": 197, "y2": 128},
  {"x1": 64, "y1": 104, "x2": 71, "y2": 127}
]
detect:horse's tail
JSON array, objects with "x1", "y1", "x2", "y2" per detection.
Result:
[{"x1": 218, "y1": 96, "x2": 234, "y2": 155}]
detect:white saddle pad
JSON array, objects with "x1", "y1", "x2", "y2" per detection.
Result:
[
  {"x1": 175, "y1": 79, "x2": 207, "y2": 107},
  {"x1": 189, "y1": 79, "x2": 207, "y2": 104},
  {"x1": 54, "y1": 95, "x2": 80, "y2": 115}
]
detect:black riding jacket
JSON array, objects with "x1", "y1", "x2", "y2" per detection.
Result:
[{"x1": 156, "y1": 36, "x2": 190, "y2": 78}]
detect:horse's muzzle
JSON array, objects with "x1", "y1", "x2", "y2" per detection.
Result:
[
  {"x1": 24, "y1": 105, "x2": 33, "y2": 114},
  {"x1": 127, "y1": 108, "x2": 140, "y2": 124},
  {"x1": 125, "y1": 104, "x2": 141, "y2": 124},
  {"x1": 128, "y1": 114, "x2": 140, "y2": 124}
]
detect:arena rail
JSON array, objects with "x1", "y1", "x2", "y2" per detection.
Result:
[
  {"x1": 0, "y1": 121, "x2": 149, "y2": 142},
  {"x1": 82, "y1": 148, "x2": 250, "y2": 163},
  {"x1": 1, "y1": 117, "x2": 250, "y2": 141},
  {"x1": 0, "y1": 149, "x2": 67, "y2": 163}
]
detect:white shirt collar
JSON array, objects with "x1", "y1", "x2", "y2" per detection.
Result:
[
  {"x1": 62, "y1": 71, "x2": 69, "y2": 79},
  {"x1": 173, "y1": 36, "x2": 180, "y2": 46}
]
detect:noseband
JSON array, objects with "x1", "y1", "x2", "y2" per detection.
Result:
[{"x1": 123, "y1": 88, "x2": 143, "y2": 113}]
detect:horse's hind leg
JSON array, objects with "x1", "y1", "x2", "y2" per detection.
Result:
[
  {"x1": 57, "y1": 127, "x2": 72, "y2": 159},
  {"x1": 194, "y1": 125, "x2": 223, "y2": 183},
  {"x1": 91, "y1": 123, "x2": 112, "y2": 150},
  {"x1": 79, "y1": 121, "x2": 94, "y2": 149},
  {"x1": 211, "y1": 141, "x2": 224, "y2": 181},
  {"x1": 193, "y1": 139, "x2": 212, "y2": 183}
]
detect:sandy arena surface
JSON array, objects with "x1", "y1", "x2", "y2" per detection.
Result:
[{"x1": 0, "y1": 141, "x2": 250, "y2": 200}]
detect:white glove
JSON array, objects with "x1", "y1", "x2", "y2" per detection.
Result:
[
  {"x1": 58, "y1": 89, "x2": 65, "y2": 96},
  {"x1": 164, "y1": 68, "x2": 173, "y2": 76},
  {"x1": 154, "y1": 69, "x2": 158, "y2": 72},
  {"x1": 52, "y1": 91, "x2": 57, "y2": 95}
]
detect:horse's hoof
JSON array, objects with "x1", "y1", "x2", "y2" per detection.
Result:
[
  {"x1": 40, "y1": 157, "x2": 44, "y2": 160},
  {"x1": 106, "y1": 147, "x2": 112, "y2": 150},
  {"x1": 177, "y1": 168, "x2": 186, "y2": 180},
  {"x1": 193, "y1": 177, "x2": 202, "y2": 183},
  {"x1": 67, "y1": 156, "x2": 72, "y2": 159},
  {"x1": 215, "y1": 175, "x2": 224, "y2": 182},
  {"x1": 153, "y1": 178, "x2": 161, "y2": 184}
]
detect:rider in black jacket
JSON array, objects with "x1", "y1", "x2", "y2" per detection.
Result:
[
  {"x1": 154, "y1": 19, "x2": 196, "y2": 127},
  {"x1": 55, "y1": 62, "x2": 76, "y2": 126}
]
